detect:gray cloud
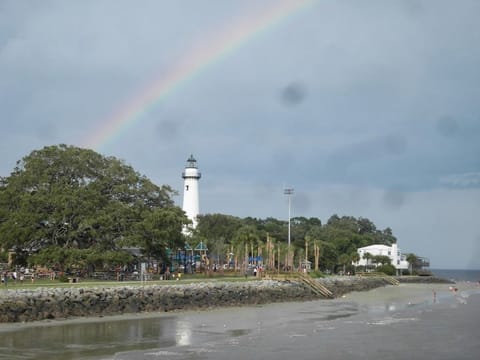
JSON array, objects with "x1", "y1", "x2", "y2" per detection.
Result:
[
  {"x1": 1, "y1": 0, "x2": 480, "y2": 268},
  {"x1": 280, "y1": 82, "x2": 307, "y2": 107},
  {"x1": 436, "y1": 116, "x2": 459, "y2": 137},
  {"x1": 439, "y1": 172, "x2": 480, "y2": 188},
  {"x1": 382, "y1": 188, "x2": 407, "y2": 210}
]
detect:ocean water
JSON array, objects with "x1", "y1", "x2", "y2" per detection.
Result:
[
  {"x1": 431, "y1": 268, "x2": 480, "y2": 282},
  {"x1": 0, "y1": 276, "x2": 479, "y2": 359}
]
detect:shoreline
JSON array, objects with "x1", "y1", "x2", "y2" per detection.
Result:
[
  {"x1": 0, "y1": 275, "x2": 454, "y2": 324},
  {"x1": 2, "y1": 280, "x2": 478, "y2": 360}
]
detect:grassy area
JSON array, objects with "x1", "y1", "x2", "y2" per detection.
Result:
[
  {"x1": 0, "y1": 273, "x2": 264, "y2": 291},
  {"x1": 0, "y1": 269, "x2": 327, "y2": 292}
]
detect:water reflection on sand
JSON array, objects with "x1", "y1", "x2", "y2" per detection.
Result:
[{"x1": 0, "y1": 283, "x2": 479, "y2": 360}]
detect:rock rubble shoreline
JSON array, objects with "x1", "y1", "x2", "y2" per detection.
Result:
[{"x1": 0, "y1": 276, "x2": 453, "y2": 323}]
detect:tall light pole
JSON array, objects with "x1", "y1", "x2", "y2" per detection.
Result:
[{"x1": 284, "y1": 187, "x2": 294, "y2": 270}]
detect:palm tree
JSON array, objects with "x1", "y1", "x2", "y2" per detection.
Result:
[
  {"x1": 338, "y1": 254, "x2": 350, "y2": 275},
  {"x1": 276, "y1": 241, "x2": 289, "y2": 272},
  {"x1": 406, "y1": 253, "x2": 418, "y2": 275},
  {"x1": 363, "y1": 252, "x2": 373, "y2": 271},
  {"x1": 265, "y1": 233, "x2": 276, "y2": 271},
  {"x1": 313, "y1": 241, "x2": 321, "y2": 271},
  {"x1": 350, "y1": 252, "x2": 360, "y2": 274},
  {"x1": 232, "y1": 225, "x2": 260, "y2": 274},
  {"x1": 305, "y1": 234, "x2": 323, "y2": 272}
]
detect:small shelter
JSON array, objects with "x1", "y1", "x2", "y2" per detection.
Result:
[
  {"x1": 300, "y1": 259, "x2": 312, "y2": 272},
  {"x1": 194, "y1": 241, "x2": 208, "y2": 258},
  {"x1": 194, "y1": 241, "x2": 208, "y2": 268}
]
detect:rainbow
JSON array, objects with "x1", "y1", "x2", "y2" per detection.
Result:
[{"x1": 81, "y1": 0, "x2": 314, "y2": 150}]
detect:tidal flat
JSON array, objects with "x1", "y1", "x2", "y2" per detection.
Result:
[{"x1": 0, "y1": 282, "x2": 479, "y2": 360}]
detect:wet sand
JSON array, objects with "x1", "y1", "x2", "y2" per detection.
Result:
[
  {"x1": 1, "y1": 282, "x2": 479, "y2": 359},
  {"x1": 111, "y1": 282, "x2": 480, "y2": 360},
  {"x1": 341, "y1": 282, "x2": 471, "y2": 306}
]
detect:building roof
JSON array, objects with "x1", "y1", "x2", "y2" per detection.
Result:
[
  {"x1": 194, "y1": 241, "x2": 208, "y2": 251},
  {"x1": 358, "y1": 244, "x2": 391, "y2": 251}
]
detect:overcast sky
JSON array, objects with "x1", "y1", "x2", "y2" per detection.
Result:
[{"x1": 1, "y1": 0, "x2": 479, "y2": 269}]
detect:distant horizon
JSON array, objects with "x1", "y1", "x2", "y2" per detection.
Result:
[
  {"x1": 430, "y1": 268, "x2": 480, "y2": 283},
  {"x1": 431, "y1": 268, "x2": 480, "y2": 271}
]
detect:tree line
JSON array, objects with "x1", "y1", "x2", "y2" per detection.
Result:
[
  {"x1": 0, "y1": 145, "x2": 403, "y2": 275},
  {"x1": 193, "y1": 213, "x2": 397, "y2": 274}
]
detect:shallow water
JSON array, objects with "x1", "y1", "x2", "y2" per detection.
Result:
[{"x1": 1, "y1": 283, "x2": 479, "y2": 359}]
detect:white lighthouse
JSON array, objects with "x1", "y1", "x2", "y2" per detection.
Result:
[{"x1": 182, "y1": 154, "x2": 201, "y2": 229}]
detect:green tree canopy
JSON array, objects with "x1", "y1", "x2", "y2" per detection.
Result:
[
  {"x1": 0, "y1": 144, "x2": 187, "y2": 266},
  {"x1": 196, "y1": 213, "x2": 242, "y2": 244},
  {"x1": 192, "y1": 213, "x2": 401, "y2": 274}
]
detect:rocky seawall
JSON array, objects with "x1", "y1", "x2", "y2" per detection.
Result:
[{"x1": 0, "y1": 276, "x2": 453, "y2": 323}]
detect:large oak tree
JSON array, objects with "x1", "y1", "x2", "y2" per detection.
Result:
[{"x1": 0, "y1": 144, "x2": 188, "y2": 266}]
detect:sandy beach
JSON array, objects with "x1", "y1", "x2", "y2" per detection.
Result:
[
  {"x1": 1, "y1": 281, "x2": 479, "y2": 359},
  {"x1": 341, "y1": 281, "x2": 474, "y2": 306}
]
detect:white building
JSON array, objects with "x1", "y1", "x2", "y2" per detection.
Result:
[
  {"x1": 182, "y1": 154, "x2": 201, "y2": 230},
  {"x1": 355, "y1": 243, "x2": 409, "y2": 274}
]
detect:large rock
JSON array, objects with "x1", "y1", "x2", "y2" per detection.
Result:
[{"x1": 0, "y1": 275, "x2": 445, "y2": 323}]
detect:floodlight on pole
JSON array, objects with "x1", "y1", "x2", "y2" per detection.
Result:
[{"x1": 284, "y1": 187, "x2": 294, "y2": 269}]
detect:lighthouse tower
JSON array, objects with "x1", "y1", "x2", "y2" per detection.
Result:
[{"x1": 182, "y1": 154, "x2": 201, "y2": 229}]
